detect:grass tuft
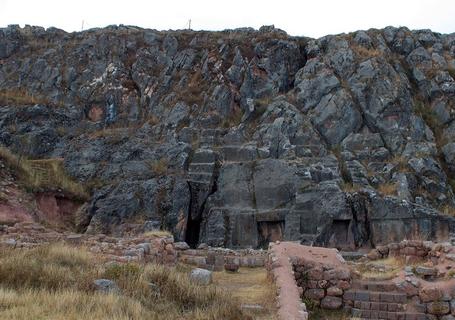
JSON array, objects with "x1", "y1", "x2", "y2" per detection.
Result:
[
  {"x1": 0, "y1": 88, "x2": 62, "y2": 107},
  {"x1": 351, "y1": 45, "x2": 382, "y2": 60},
  {"x1": 147, "y1": 158, "x2": 169, "y2": 176},
  {"x1": 0, "y1": 146, "x2": 89, "y2": 201},
  {"x1": 377, "y1": 182, "x2": 397, "y2": 196},
  {"x1": 142, "y1": 230, "x2": 172, "y2": 238}
]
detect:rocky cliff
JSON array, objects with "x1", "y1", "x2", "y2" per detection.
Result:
[{"x1": 1, "y1": 24, "x2": 455, "y2": 249}]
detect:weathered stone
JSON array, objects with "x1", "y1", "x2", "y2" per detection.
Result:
[
  {"x1": 420, "y1": 287, "x2": 443, "y2": 303},
  {"x1": 304, "y1": 289, "x2": 325, "y2": 300},
  {"x1": 0, "y1": 25, "x2": 454, "y2": 251},
  {"x1": 189, "y1": 268, "x2": 212, "y2": 285},
  {"x1": 415, "y1": 266, "x2": 437, "y2": 277},
  {"x1": 427, "y1": 301, "x2": 450, "y2": 315},
  {"x1": 174, "y1": 242, "x2": 190, "y2": 250},
  {"x1": 327, "y1": 286, "x2": 343, "y2": 296},
  {"x1": 93, "y1": 279, "x2": 120, "y2": 294},
  {"x1": 321, "y1": 296, "x2": 342, "y2": 309}
]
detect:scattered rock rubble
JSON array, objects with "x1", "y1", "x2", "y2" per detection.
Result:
[{"x1": 0, "y1": 222, "x2": 177, "y2": 264}]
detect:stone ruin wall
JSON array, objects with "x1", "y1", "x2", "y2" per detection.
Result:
[
  {"x1": 173, "y1": 241, "x2": 267, "y2": 271},
  {"x1": 267, "y1": 241, "x2": 455, "y2": 320},
  {"x1": 0, "y1": 222, "x2": 177, "y2": 265}
]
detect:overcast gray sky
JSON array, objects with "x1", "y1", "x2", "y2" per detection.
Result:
[{"x1": 1, "y1": 0, "x2": 454, "y2": 38}]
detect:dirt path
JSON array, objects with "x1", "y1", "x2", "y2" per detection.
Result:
[{"x1": 213, "y1": 267, "x2": 277, "y2": 320}]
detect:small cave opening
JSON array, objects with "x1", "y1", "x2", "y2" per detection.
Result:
[
  {"x1": 327, "y1": 219, "x2": 353, "y2": 250},
  {"x1": 185, "y1": 215, "x2": 201, "y2": 248}
]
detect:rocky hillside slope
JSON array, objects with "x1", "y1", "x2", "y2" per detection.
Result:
[{"x1": 1, "y1": 24, "x2": 455, "y2": 249}]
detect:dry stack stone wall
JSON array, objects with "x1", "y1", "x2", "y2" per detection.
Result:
[
  {"x1": 0, "y1": 222, "x2": 177, "y2": 265},
  {"x1": 292, "y1": 258, "x2": 352, "y2": 310},
  {"x1": 174, "y1": 242, "x2": 267, "y2": 271}
]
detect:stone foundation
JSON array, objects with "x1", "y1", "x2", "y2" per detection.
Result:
[
  {"x1": 267, "y1": 240, "x2": 455, "y2": 320},
  {"x1": 0, "y1": 222, "x2": 177, "y2": 264},
  {"x1": 293, "y1": 257, "x2": 352, "y2": 310},
  {"x1": 175, "y1": 242, "x2": 266, "y2": 271}
]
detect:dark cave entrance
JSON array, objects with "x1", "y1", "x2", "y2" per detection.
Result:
[
  {"x1": 328, "y1": 219, "x2": 351, "y2": 249},
  {"x1": 185, "y1": 215, "x2": 201, "y2": 248},
  {"x1": 257, "y1": 221, "x2": 284, "y2": 249}
]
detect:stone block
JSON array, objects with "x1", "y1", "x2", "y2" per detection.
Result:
[
  {"x1": 361, "y1": 301, "x2": 371, "y2": 310},
  {"x1": 370, "y1": 302, "x2": 379, "y2": 310},
  {"x1": 427, "y1": 301, "x2": 450, "y2": 315},
  {"x1": 380, "y1": 293, "x2": 395, "y2": 303},
  {"x1": 307, "y1": 266, "x2": 324, "y2": 280},
  {"x1": 304, "y1": 288, "x2": 325, "y2": 300},
  {"x1": 370, "y1": 291, "x2": 380, "y2": 302},
  {"x1": 343, "y1": 290, "x2": 355, "y2": 301},
  {"x1": 338, "y1": 280, "x2": 350, "y2": 290},
  {"x1": 388, "y1": 303, "x2": 398, "y2": 312},
  {"x1": 419, "y1": 286, "x2": 443, "y2": 302},
  {"x1": 355, "y1": 290, "x2": 370, "y2": 301},
  {"x1": 327, "y1": 286, "x2": 343, "y2": 296},
  {"x1": 415, "y1": 266, "x2": 437, "y2": 277},
  {"x1": 320, "y1": 296, "x2": 342, "y2": 310},
  {"x1": 189, "y1": 268, "x2": 212, "y2": 285}
]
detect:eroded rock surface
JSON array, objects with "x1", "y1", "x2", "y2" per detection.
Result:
[{"x1": 1, "y1": 24, "x2": 455, "y2": 248}]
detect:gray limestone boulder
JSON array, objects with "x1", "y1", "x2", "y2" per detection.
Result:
[
  {"x1": 189, "y1": 268, "x2": 212, "y2": 285},
  {"x1": 93, "y1": 279, "x2": 120, "y2": 294}
]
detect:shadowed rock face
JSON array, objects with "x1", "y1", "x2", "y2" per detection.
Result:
[{"x1": 1, "y1": 24, "x2": 455, "y2": 248}]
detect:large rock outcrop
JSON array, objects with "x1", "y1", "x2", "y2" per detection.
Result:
[{"x1": 1, "y1": 24, "x2": 455, "y2": 248}]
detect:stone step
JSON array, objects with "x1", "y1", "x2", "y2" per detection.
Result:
[
  {"x1": 192, "y1": 149, "x2": 218, "y2": 163},
  {"x1": 188, "y1": 172, "x2": 213, "y2": 181},
  {"x1": 199, "y1": 129, "x2": 225, "y2": 145},
  {"x1": 351, "y1": 308, "x2": 427, "y2": 320},
  {"x1": 352, "y1": 281, "x2": 398, "y2": 292},
  {"x1": 352, "y1": 300, "x2": 405, "y2": 312},
  {"x1": 187, "y1": 179, "x2": 211, "y2": 185},
  {"x1": 293, "y1": 144, "x2": 314, "y2": 157},
  {"x1": 343, "y1": 290, "x2": 407, "y2": 304},
  {"x1": 188, "y1": 162, "x2": 215, "y2": 172},
  {"x1": 217, "y1": 145, "x2": 260, "y2": 162}
]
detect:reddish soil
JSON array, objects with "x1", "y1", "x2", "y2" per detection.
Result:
[{"x1": 36, "y1": 193, "x2": 81, "y2": 226}]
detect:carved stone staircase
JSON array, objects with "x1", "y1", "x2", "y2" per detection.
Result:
[{"x1": 344, "y1": 280, "x2": 427, "y2": 320}]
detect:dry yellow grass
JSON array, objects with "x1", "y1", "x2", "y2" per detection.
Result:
[
  {"x1": 340, "y1": 182, "x2": 362, "y2": 193},
  {"x1": 147, "y1": 158, "x2": 169, "y2": 176},
  {"x1": 351, "y1": 45, "x2": 382, "y2": 60},
  {"x1": 0, "y1": 244, "x2": 96, "y2": 291},
  {"x1": 0, "y1": 288, "x2": 151, "y2": 320},
  {"x1": 142, "y1": 230, "x2": 172, "y2": 238},
  {"x1": 356, "y1": 257, "x2": 404, "y2": 281},
  {"x1": 0, "y1": 244, "x2": 246, "y2": 320},
  {"x1": 440, "y1": 205, "x2": 455, "y2": 217},
  {"x1": 389, "y1": 155, "x2": 410, "y2": 173},
  {"x1": 213, "y1": 267, "x2": 277, "y2": 320},
  {"x1": 377, "y1": 182, "x2": 397, "y2": 196},
  {"x1": 0, "y1": 88, "x2": 60, "y2": 107},
  {"x1": 0, "y1": 146, "x2": 88, "y2": 201}
]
